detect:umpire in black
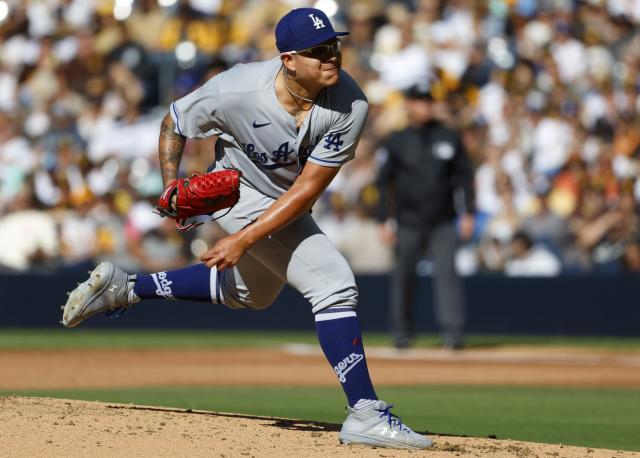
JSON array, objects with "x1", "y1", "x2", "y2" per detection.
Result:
[{"x1": 376, "y1": 83, "x2": 475, "y2": 350}]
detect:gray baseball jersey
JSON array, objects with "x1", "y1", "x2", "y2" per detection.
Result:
[{"x1": 169, "y1": 57, "x2": 368, "y2": 198}]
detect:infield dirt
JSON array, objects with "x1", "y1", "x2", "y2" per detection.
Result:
[
  {"x1": 1, "y1": 396, "x2": 637, "y2": 458},
  {"x1": 1, "y1": 346, "x2": 639, "y2": 457},
  {"x1": 2, "y1": 345, "x2": 640, "y2": 390}
]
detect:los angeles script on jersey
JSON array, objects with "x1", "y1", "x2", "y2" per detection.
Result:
[{"x1": 241, "y1": 133, "x2": 344, "y2": 170}]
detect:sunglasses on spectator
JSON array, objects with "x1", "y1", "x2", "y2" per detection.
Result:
[{"x1": 288, "y1": 40, "x2": 342, "y2": 60}]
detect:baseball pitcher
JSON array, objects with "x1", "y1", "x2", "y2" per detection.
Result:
[{"x1": 61, "y1": 8, "x2": 432, "y2": 450}]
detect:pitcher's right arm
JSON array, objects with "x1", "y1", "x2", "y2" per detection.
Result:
[{"x1": 159, "y1": 113, "x2": 186, "y2": 188}]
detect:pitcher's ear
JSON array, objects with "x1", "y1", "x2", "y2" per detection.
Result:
[{"x1": 280, "y1": 53, "x2": 296, "y2": 75}]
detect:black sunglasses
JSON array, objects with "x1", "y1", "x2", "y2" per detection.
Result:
[{"x1": 289, "y1": 40, "x2": 342, "y2": 60}]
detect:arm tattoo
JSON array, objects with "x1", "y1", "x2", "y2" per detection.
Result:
[{"x1": 159, "y1": 113, "x2": 186, "y2": 186}]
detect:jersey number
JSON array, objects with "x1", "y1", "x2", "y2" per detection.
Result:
[{"x1": 323, "y1": 133, "x2": 344, "y2": 152}]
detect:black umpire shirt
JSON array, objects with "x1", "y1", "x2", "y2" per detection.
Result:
[{"x1": 376, "y1": 120, "x2": 475, "y2": 227}]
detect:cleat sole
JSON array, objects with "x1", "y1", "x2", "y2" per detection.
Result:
[
  {"x1": 338, "y1": 432, "x2": 432, "y2": 450},
  {"x1": 62, "y1": 263, "x2": 116, "y2": 328}
]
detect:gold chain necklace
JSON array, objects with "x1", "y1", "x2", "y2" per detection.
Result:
[{"x1": 281, "y1": 68, "x2": 315, "y2": 115}]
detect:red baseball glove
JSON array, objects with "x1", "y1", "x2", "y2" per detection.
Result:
[{"x1": 156, "y1": 169, "x2": 242, "y2": 230}]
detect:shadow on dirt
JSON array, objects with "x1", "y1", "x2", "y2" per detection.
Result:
[{"x1": 106, "y1": 403, "x2": 477, "y2": 438}]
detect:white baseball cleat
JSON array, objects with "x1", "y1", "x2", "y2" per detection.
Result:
[
  {"x1": 61, "y1": 262, "x2": 136, "y2": 328},
  {"x1": 339, "y1": 400, "x2": 433, "y2": 449}
]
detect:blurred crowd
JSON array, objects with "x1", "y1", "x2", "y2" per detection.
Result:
[{"x1": 1, "y1": 0, "x2": 639, "y2": 276}]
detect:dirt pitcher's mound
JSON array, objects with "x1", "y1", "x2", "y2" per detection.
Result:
[{"x1": 0, "y1": 397, "x2": 634, "y2": 458}]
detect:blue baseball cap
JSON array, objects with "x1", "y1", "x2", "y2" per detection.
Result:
[{"x1": 276, "y1": 8, "x2": 349, "y2": 53}]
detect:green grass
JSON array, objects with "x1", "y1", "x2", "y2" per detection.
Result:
[
  {"x1": 4, "y1": 385, "x2": 639, "y2": 452},
  {"x1": 2, "y1": 329, "x2": 640, "y2": 350},
  {"x1": 0, "y1": 329, "x2": 318, "y2": 350}
]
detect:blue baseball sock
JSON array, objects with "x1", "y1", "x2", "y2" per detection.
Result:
[
  {"x1": 315, "y1": 306, "x2": 377, "y2": 407},
  {"x1": 133, "y1": 263, "x2": 213, "y2": 301}
]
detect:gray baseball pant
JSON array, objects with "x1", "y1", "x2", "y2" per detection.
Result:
[{"x1": 208, "y1": 183, "x2": 358, "y2": 313}]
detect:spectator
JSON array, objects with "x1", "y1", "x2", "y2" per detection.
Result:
[
  {"x1": 0, "y1": 183, "x2": 58, "y2": 271},
  {"x1": 505, "y1": 231, "x2": 561, "y2": 277},
  {"x1": 521, "y1": 190, "x2": 572, "y2": 262}
]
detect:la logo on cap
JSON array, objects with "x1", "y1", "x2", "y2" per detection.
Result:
[
  {"x1": 275, "y1": 8, "x2": 349, "y2": 53},
  {"x1": 309, "y1": 13, "x2": 325, "y2": 30}
]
